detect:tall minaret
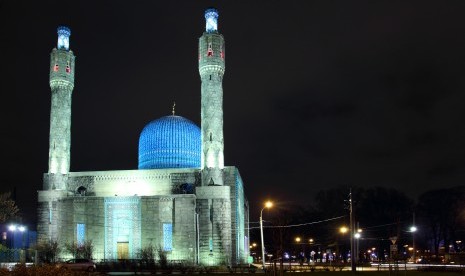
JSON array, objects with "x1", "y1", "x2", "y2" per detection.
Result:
[
  {"x1": 199, "y1": 8, "x2": 225, "y2": 186},
  {"x1": 47, "y1": 26, "x2": 75, "y2": 188},
  {"x1": 38, "y1": 26, "x2": 75, "y2": 245}
]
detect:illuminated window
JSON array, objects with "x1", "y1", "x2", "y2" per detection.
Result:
[
  {"x1": 53, "y1": 64, "x2": 59, "y2": 72},
  {"x1": 163, "y1": 223, "x2": 172, "y2": 251},
  {"x1": 77, "y1": 223, "x2": 85, "y2": 245},
  {"x1": 207, "y1": 43, "x2": 213, "y2": 56},
  {"x1": 66, "y1": 61, "x2": 71, "y2": 73}
]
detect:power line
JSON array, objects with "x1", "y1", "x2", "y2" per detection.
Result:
[{"x1": 249, "y1": 215, "x2": 345, "y2": 230}]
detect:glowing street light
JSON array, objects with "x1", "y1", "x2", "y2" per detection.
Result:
[
  {"x1": 8, "y1": 224, "x2": 27, "y2": 249},
  {"x1": 410, "y1": 225, "x2": 417, "y2": 262},
  {"x1": 295, "y1": 237, "x2": 301, "y2": 243},
  {"x1": 260, "y1": 201, "x2": 273, "y2": 270},
  {"x1": 340, "y1": 226, "x2": 348, "y2": 234}
]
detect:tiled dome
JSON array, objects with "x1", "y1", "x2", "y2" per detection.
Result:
[{"x1": 138, "y1": 115, "x2": 201, "y2": 169}]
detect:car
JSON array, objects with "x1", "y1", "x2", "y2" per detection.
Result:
[{"x1": 56, "y1": 258, "x2": 96, "y2": 272}]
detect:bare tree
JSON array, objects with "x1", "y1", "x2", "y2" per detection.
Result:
[
  {"x1": 35, "y1": 240, "x2": 61, "y2": 263},
  {"x1": 0, "y1": 192, "x2": 19, "y2": 223},
  {"x1": 64, "y1": 240, "x2": 94, "y2": 259}
]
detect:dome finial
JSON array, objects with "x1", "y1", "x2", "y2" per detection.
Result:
[{"x1": 172, "y1": 102, "x2": 176, "y2": 115}]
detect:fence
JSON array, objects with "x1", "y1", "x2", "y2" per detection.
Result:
[{"x1": 0, "y1": 249, "x2": 37, "y2": 263}]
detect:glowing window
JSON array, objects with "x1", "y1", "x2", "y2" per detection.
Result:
[
  {"x1": 77, "y1": 223, "x2": 85, "y2": 245},
  {"x1": 53, "y1": 65, "x2": 59, "y2": 72},
  {"x1": 163, "y1": 223, "x2": 172, "y2": 251},
  {"x1": 207, "y1": 43, "x2": 213, "y2": 56}
]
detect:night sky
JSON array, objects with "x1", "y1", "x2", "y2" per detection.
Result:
[{"x1": 2, "y1": 1, "x2": 465, "y2": 227}]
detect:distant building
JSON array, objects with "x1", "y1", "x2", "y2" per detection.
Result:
[{"x1": 37, "y1": 8, "x2": 250, "y2": 266}]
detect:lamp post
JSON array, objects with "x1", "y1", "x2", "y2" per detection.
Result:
[
  {"x1": 8, "y1": 224, "x2": 26, "y2": 249},
  {"x1": 338, "y1": 226, "x2": 348, "y2": 263},
  {"x1": 410, "y1": 226, "x2": 417, "y2": 262},
  {"x1": 410, "y1": 212, "x2": 417, "y2": 263},
  {"x1": 260, "y1": 201, "x2": 273, "y2": 270},
  {"x1": 354, "y1": 231, "x2": 361, "y2": 263},
  {"x1": 8, "y1": 224, "x2": 27, "y2": 263}
]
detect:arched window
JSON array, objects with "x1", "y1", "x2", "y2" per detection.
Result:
[
  {"x1": 76, "y1": 186, "x2": 87, "y2": 196},
  {"x1": 207, "y1": 43, "x2": 213, "y2": 56}
]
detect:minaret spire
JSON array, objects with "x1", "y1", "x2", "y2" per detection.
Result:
[
  {"x1": 172, "y1": 102, "x2": 176, "y2": 115},
  {"x1": 39, "y1": 25, "x2": 76, "y2": 247},
  {"x1": 48, "y1": 25, "x2": 75, "y2": 179},
  {"x1": 199, "y1": 7, "x2": 225, "y2": 186},
  {"x1": 197, "y1": 8, "x2": 234, "y2": 266}
]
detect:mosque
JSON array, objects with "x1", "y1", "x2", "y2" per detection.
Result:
[{"x1": 37, "y1": 8, "x2": 250, "y2": 266}]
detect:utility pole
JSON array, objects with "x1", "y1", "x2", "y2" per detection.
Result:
[{"x1": 349, "y1": 189, "x2": 356, "y2": 272}]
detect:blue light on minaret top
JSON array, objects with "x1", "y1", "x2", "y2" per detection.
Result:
[
  {"x1": 57, "y1": 26, "x2": 71, "y2": 51},
  {"x1": 205, "y1": 8, "x2": 218, "y2": 33}
]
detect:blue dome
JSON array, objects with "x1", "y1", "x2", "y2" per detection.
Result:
[{"x1": 138, "y1": 115, "x2": 201, "y2": 169}]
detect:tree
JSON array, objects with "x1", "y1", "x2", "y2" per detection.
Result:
[
  {"x1": 416, "y1": 186, "x2": 465, "y2": 256},
  {"x1": 64, "y1": 240, "x2": 94, "y2": 259},
  {"x1": 0, "y1": 192, "x2": 19, "y2": 223},
  {"x1": 311, "y1": 186, "x2": 413, "y2": 261},
  {"x1": 156, "y1": 245, "x2": 168, "y2": 268},
  {"x1": 138, "y1": 243, "x2": 156, "y2": 269},
  {"x1": 35, "y1": 240, "x2": 61, "y2": 263}
]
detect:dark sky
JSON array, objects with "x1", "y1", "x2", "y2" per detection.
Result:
[{"x1": 2, "y1": 0, "x2": 465, "y2": 226}]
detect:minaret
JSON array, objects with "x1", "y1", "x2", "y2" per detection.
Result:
[
  {"x1": 197, "y1": 8, "x2": 232, "y2": 265},
  {"x1": 48, "y1": 26, "x2": 75, "y2": 188},
  {"x1": 38, "y1": 26, "x2": 75, "y2": 245},
  {"x1": 199, "y1": 8, "x2": 225, "y2": 186}
]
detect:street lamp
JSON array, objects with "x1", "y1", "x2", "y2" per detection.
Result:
[
  {"x1": 260, "y1": 201, "x2": 273, "y2": 270},
  {"x1": 8, "y1": 224, "x2": 26, "y2": 251},
  {"x1": 410, "y1": 226, "x2": 417, "y2": 262}
]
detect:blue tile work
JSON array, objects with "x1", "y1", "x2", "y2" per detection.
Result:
[{"x1": 138, "y1": 115, "x2": 201, "y2": 169}]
